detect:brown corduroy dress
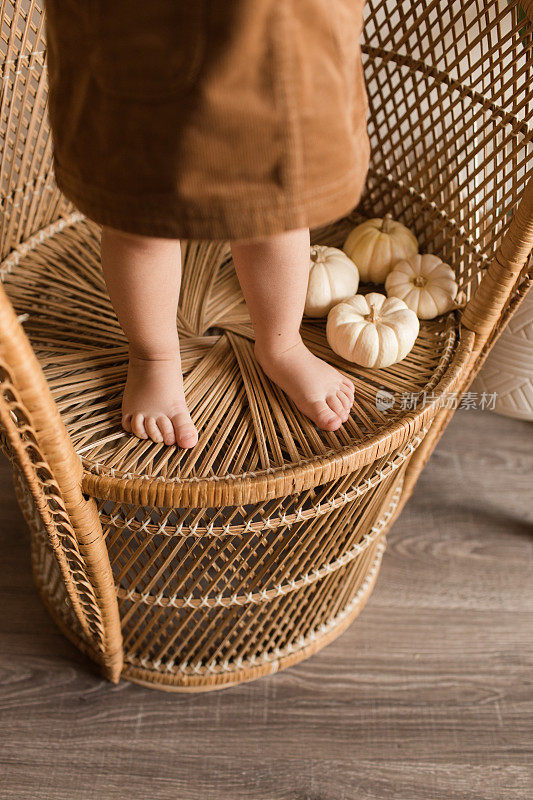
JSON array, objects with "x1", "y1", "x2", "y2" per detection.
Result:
[{"x1": 44, "y1": 0, "x2": 370, "y2": 242}]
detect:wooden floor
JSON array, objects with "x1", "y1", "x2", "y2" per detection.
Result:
[{"x1": 0, "y1": 408, "x2": 532, "y2": 800}]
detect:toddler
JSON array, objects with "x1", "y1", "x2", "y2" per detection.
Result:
[{"x1": 44, "y1": 0, "x2": 371, "y2": 448}]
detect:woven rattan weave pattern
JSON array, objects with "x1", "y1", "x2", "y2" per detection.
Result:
[{"x1": 0, "y1": 0, "x2": 531, "y2": 689}]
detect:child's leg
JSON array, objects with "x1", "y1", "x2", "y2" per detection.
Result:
[
  {"x1": 230, "y1": 228, "x2": 354, "y2": 431},
  {"x1": 100, "y1": 226, "x2": 198, "y2": 448}
]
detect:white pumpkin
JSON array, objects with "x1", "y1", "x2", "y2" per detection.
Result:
[
  {"x1": 385, "y1": 253, "x2": 458, "y2": 319},
  {"x1": 326, "y1": 292, "x2": 419, "y2": 368},
  {"x1": 304, "y1": 245, "x2": 359, "y2": 317},
  {"x1": 343, "y1": 214, "x2": 418, "y2": 284}
]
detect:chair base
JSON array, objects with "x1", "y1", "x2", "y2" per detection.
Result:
[
  {"x1": 32, "y1": 527, "x2": 385, "y2": 693},
  {"x1": 121, "y1": 538, "x2": 385, "y2": 692},
  {"x1": 21, "y1": 458, "x2": 398, "y2": 691}
]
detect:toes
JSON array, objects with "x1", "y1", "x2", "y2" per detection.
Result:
[
  {"x1": 337, "y1": 389, "x2": 354, "y2": 419},
  {"x1": 341, "y1": 378, "x2": 355, "y2": 399},
  {"x1": 131, "y1": 412, "x2": 148, "y2": 439},
  {"x1": 156, "y1": 415, "x2": 176, "y2": 446},
  {"x1": 309, "y1": 401, "x2": 343, "y2": 431},
  {"x1": 339, "y1": 385, "x2": 354, "y2": 404},
  {"x1": 125, "y1": 411, "x2": 195, "y2": 445},
  {"x1": 339, "y1": 380, "x2": 355, "y2": 416},
  {"x1": 122, "y1": 413, "x2": 132, "y2": 433},
  {"x1": 326, "y1": 393, "x2": 345, "y2": 420},
  {"x1": 144, "y1": 416, "x2": 164, "y2": 443},
  {"x1": 171, "y1": 411, "x2": 199, "y2": 449}
]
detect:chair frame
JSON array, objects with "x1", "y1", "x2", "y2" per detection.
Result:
[{"x1": 0, "y1": 0, "x2": 531, "y2": 688}]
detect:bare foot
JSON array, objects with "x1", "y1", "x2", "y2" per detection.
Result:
[
  {"x1": 255, "y1": 338, "x2": 354, "y2": 431},
  {"x1": 121, "y1": 351, "x2": 198, "y2": 448}
]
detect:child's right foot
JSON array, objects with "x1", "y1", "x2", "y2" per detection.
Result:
[
  {"x1": 121, "y1": 351, "x2": 198, "y2": 448},
  {"x1": 255, "y1": 338, "x2": 354, "y2": 431}
]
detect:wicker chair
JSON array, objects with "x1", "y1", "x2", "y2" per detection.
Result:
[{"x1": 0, "y1": 0, "x2": 531, "y2": 691}]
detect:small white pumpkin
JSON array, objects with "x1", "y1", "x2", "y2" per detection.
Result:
[
  {"x1": 304, "y1": 245, "x2": 359, "y2": 317},
  {"x1": 326, "y1": 292, "x2": 419, "y2": 368},
  {"x1": 385, "y1": 253, "x2": 458, "y2": 319},
  {"x1": 343, "y1": 214, "x2": 418, "y2": 284}
]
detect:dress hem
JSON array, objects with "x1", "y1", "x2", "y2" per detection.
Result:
[{"x1": 52, "y1": 151, "x2": 370, "y2": 242}]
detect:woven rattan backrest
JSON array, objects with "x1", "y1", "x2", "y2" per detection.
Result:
[
  {"x1": 1, "y1": 0, "x2": 531, "y2": 275},
  {"x1": 361, "y1": 0, "x2": 533, "y2": 318},
  {"x1": 0, "y1": 0, "x2": 72, "y2": 260},
  {"x1": 0, "y1": 0, "x2": 531, "y2": 318}
]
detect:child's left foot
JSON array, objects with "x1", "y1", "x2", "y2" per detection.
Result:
[
  {"x1": 121, "y1": 351, "x2": 198, "y2": 448},
  {"x1": 255, "y1": 338, "x2": 354, "y2": 431}
]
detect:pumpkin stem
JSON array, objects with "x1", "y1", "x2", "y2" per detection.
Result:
[
  {"x1": 310, "y1": 247, "x2": 320, "y2": 262},
  {"x1": 366, "y1": 304, "x2": 379, "y2": 323},
  {"x1": 413, "y1": 275, "x2": 427, "y2": 287},
  {"x1": 381, "y1": 213, "x2": 394, "y2": 234}
]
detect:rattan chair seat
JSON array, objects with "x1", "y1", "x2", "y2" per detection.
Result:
[{"x1": 2, "y1": 213, "x2": 465, "y2": 507}]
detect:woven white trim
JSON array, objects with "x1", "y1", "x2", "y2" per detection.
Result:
[
  {"x1": 115, "y1": 479, "x2": 403, "y2": 611},
  {"x1": 123, "y1": 537, "x2": 386, "y2": 677},
  {"x1": 102, "y1": 431, "x2": 426, "y2": 539}
]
